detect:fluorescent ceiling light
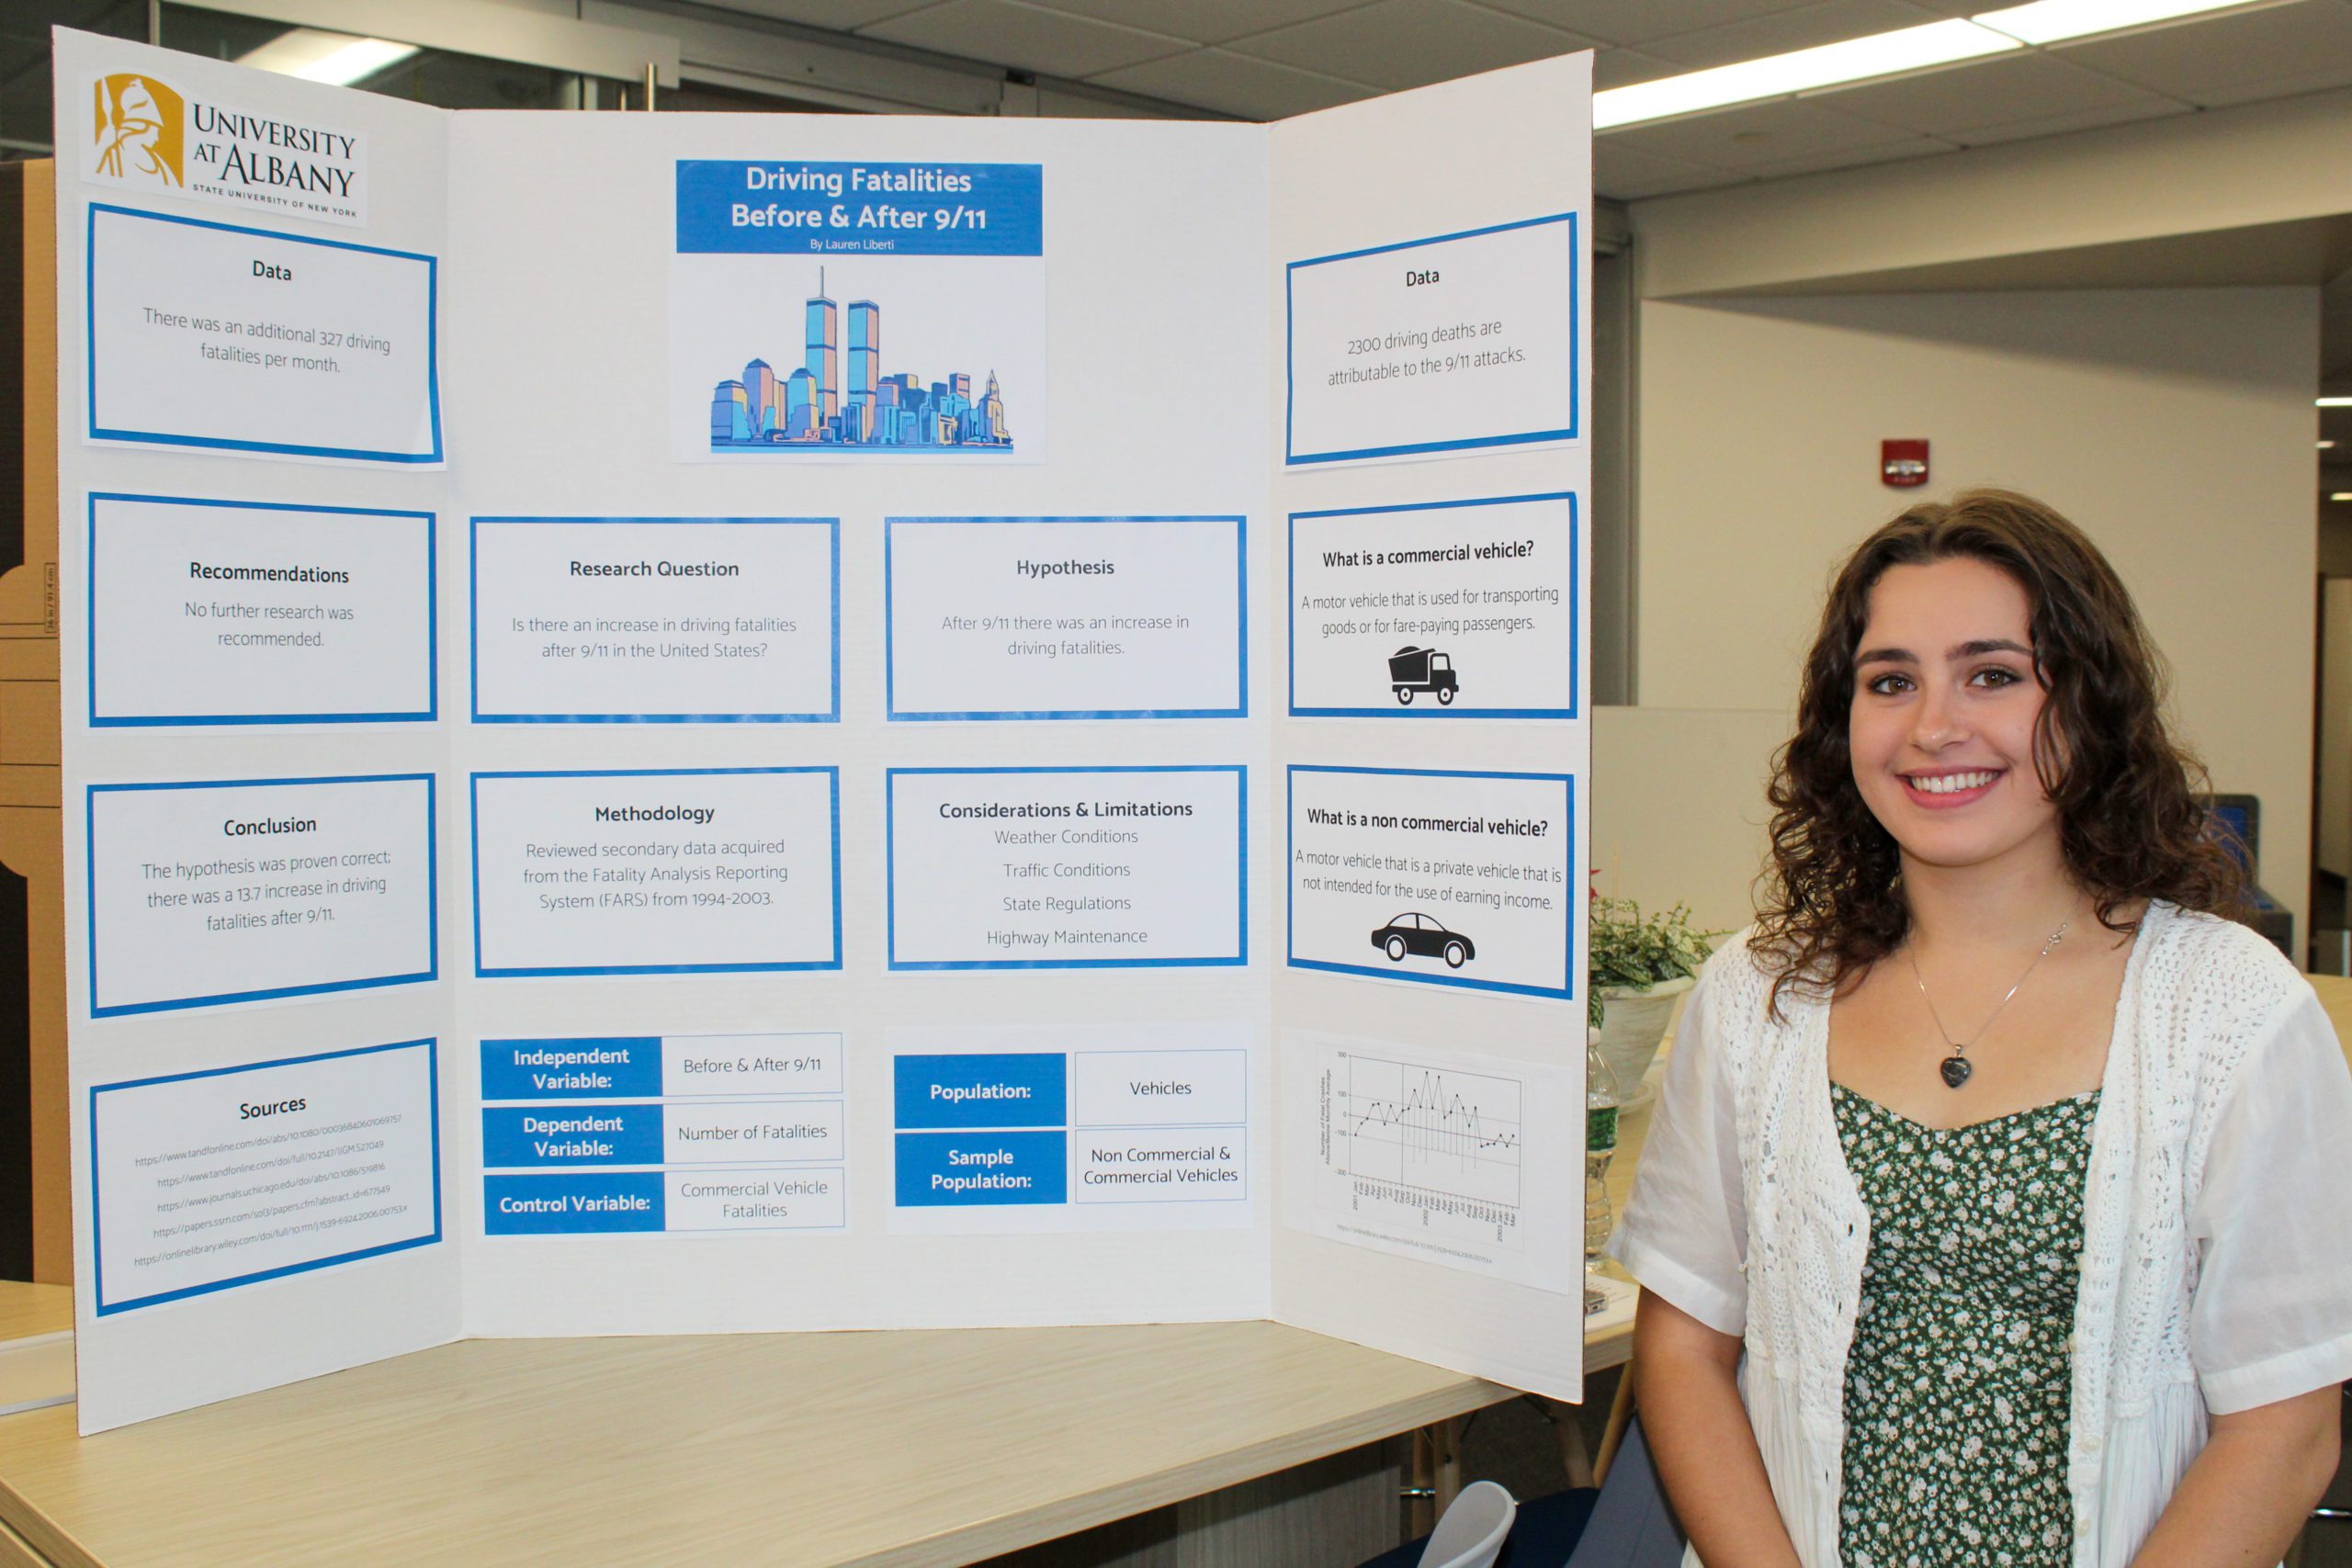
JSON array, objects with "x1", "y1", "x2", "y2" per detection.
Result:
[
  {"x1": 239, "y1": 29, "x2": 419, "y2": 87},
  {"x1": 2326, "y1": 440, "x2": 2341, "y2": 449},
  {"x1": 1971, "y1": 0, "x2": 2267, "y2": 46},
  {"x1": 1592, "y1": 19, "x2": 2017, "y2": 130},
  {"x1": 2322, "y1": 397, "x2": 2352, "y2": 408},
  {"x1": 1593, "y1": 1, "x2": 2267, "y2": 130},
  {"x1": 2334, "y1": 492, "x2": 2352, "y2": 502}
]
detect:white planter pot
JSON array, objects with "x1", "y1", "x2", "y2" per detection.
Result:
[{"x1": 1595, "y1": 973, "x2": 1696, "y2": 1097}]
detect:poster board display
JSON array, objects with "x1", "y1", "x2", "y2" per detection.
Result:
[{"x1": 54, "y1": 27, "x2": 1591, "y2": 1433}]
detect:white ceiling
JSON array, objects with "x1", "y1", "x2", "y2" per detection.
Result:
[{"x1": 689, "y1": 0, "x2": 2352, "y2": 199}]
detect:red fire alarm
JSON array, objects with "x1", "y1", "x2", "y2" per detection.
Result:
[{"x1": 1882, "y1": 439, "x2": 1928, "y2": 488}]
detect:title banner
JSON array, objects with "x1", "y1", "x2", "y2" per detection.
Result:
[{"x1": 675, "y1": 161, "x2": 1043, "y2": 257}]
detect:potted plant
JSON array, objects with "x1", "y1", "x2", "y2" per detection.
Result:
[{"x1": 1589, "y1": 896, "x2": 1715, "y2": 1098}]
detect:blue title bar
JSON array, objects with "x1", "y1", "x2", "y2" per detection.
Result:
[
  {"x1": 480, "y1": 1037, "x2": 661, "y2": 1100},
  {"x1": 676, "y1": 161, "x2": 1043, "y2": 256},
  {"x1": 894, "y1": 1053, "x2": 1067, "y2": 1129},
  {"x1": 482, "y1": 1104, "x2": 662, "y2": 1168},
  {"x1": 895, "y1": 1131, "x2": 1067, "y2": 1206},
  {"x1": 485, "y1": 1172, "x2": 664, "y2": 1234}
]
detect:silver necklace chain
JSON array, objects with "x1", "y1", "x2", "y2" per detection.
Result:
[{"x1": 1905, "y1": 918, "x2": 2071, "y2": 1087}]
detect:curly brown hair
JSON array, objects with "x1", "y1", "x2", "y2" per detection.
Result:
[{"x1": 1753, "y1": 488, "x2": 2246, "y2": 1015}]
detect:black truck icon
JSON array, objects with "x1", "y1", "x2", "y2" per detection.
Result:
[
  {"x1": 1370, "y1": 913, "x2": 1475, "y2": 968},
  {"x1": 1388, "y1": 646, "x2": 1458, "y2": 705}
]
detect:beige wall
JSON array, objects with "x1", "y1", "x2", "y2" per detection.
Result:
[
  {"x1": 1589, "y1": 705, "x2": 1790, "y2": 939},
  {"x1": 1629, "y1": 87, "x2": 2352, "y2": 299},
  {"x1": 1632, "y1": 287, "x2": 2320, "y2": 937}
]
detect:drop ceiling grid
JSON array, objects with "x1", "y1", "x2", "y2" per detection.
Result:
[
  {"x1": 685, "y1": 0, "x2": 2352, "y2": 197},
  {"x1": 2047, "y1": 0, "x2": 2352, "y2": 107}
]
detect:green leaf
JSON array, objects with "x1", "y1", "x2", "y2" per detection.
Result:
[{"x1": 1586, "y1": 897, "x2": 1723, "y2": 988}]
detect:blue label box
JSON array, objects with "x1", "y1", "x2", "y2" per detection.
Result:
[
  {"x1": 895, "y1": 1131, "x2": 1067, "y2": 1207},
  {"x1": 894, "y1": 1053, "x2": 1066, "y2": 1129},
  {"x1": 480, "y1": 1038, "x2": 661, "y2": 1100},
  {"x1": 481, "y1": 1104, "x2": 662, "y2": 1168},
  {"x1": 484, "y1": 1172, "x2": 665, "y2": 1234}
]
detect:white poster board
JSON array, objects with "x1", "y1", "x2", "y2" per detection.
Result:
[{"x1": 56, "y1": 28, "x2": 1590, "y2": 1432}]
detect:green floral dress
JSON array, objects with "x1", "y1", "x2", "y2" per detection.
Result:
[{"x1": 1831, "y1": 1084, "x2": 2101, "y2": 1568}]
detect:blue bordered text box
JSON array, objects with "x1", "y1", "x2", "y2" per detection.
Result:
[
  {"x1": 89, "y1": 491, "x2": 436, "y2": 728},
  {"x1": 1287, "y1": 765, "x2": 1575, "y2": 1000},
  {"x1": 886, "y1": 765, "x2": 1246, "y2": 972},
  {"x1": 90, "y1": 1037, "x2": 442, "y2": 1314},
  {"x1": 1288, "y1": 492, "x2": 1577, "y2": 720},
  {"x1": 1285, "y1": 214, "x2": 1578, "y2": 467},
  {"x1": 469, "y1": 767, "x2": 842, "y2": 978},
  {"x1": 884, "y1": 515, "x2": 1246, "y2": 721},
  {"x1": 85, "y1": 773, "x2": 437, "y2": 1018},
  {"x1": 469, "y1": 516, "x2": 840, "y2": 724},
  {"x1": 86, "y1": 204, "x2": 441, "y2": 463}
]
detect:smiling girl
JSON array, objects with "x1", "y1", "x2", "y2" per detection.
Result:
[{"x1": 1611, "y1": 490, "x2": 2352, "y2": 1566}]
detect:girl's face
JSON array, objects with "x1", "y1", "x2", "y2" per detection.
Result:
[{"x1": 1849, "y1": 556, "x2": 2063, "y2": 877}]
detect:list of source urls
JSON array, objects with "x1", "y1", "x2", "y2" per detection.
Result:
[
  {"x1": 470, "y1": 769, "x2": 841, "y2": 977},
  {"x1": 886, "y1": 766, "x2": 1245, "y2": 970},
  {"x1": 90, "y1": 1040, "x2": 440, "y2": 1313}
]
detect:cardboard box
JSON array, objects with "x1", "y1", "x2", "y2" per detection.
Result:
[{"x1": 0, "y1": 159, "x2": 69, "y2": 1284}]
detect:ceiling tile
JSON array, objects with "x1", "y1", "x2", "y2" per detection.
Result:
[
  {"x1": 1592, "y1": 140, "x2": 1736, "y2": 197},
  {"x1": 1640, "y1": 0, "x2": 1947, "y2": 70},
  {"x1": 1592, "y1": 46, "x2": 1685, "y2": 89},
  {"x1": 1606, "y1": 94, "x2": 1937, "y2": 167},
  {"x1": 1476, "y1": 0, "x2": 1828, "y2": 47},
  {"x1": 861, "y1": 0, "x2": 1193, "y2": 75},
  {"x1": 692, "y1": 0, "x2": 943, "y2": 27},
  {"x1": 1088, "y1": 46, "x2": 1376, "y2": 116},
  {"x1": 1951, "y1": 96, "x2": 2188, "y2": 145},
  {"x1": 1735, "y1": 133, "x2": 1953, "y2": 178},
  {"x1": 1814, "y1": 49, "x2": 2166, "y2": 135},
  {"x1": 1035, "y1": 87, "x2": 1169, "y2": 116},
  {"x1": 2195, "y1": 56, "x2": 2352, "y2": 106},
  {"x1": 1224, "y1": 0, "x2": 1598, "y2": 90},
  {"x1": 1025, "y1": 0, "x2": 1376, "y2": 46},
  {"x1": 2053, "y1": 0, "x2": 2352, "y2": 107}
]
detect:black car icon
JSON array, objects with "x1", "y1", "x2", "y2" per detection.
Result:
[{"x1": 1370, "y1": 912, "x2": 1474, "y2": 968}]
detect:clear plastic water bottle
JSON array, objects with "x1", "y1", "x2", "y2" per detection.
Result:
[{"x1": 1585, "y1": 1023, "x2": 1621, "y2": 1267}]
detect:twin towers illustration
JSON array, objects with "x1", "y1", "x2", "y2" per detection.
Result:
[{"x1": 708, "y1": 267, "x2": 1013, "y2": 452}]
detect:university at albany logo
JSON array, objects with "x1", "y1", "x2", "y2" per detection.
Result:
[
  {"x1": 92, "y1": 73, "x2": 185, "y2": 188},
  {"x1": 82, "y1": 65, "x2": 368, "y2": 226}
]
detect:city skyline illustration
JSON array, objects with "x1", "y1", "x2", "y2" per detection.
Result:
[{"x1": 709, "y1": 268, "x2": 1012, "y2": 452}]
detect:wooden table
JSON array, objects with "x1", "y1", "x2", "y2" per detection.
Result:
[
  {"x1": 2310, "y1": 973, "x2": 2352, "y2": 1059},
  {"x1": 0, "y1": 1308, "x2": 1528, "y2": 1568},
  {"x1": 0, "y1": 1212, "x2": 1649, "y2": 1568},
  {"x1": 0, "y1": 1291, "x2": 67, "y2": 1349},
  {"x1": 0, "y1": 1074, "x2": 1667, "y2": 1568}
]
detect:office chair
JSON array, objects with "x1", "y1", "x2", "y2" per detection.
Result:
[
  {"x1": 1361, "y1": 1359, "x2": 1687, "y2": 1568},
  {"x1": 1561, "y1": 1416, "x2": 1683, "y2": 1567},
  {"x1": 1416, "y1": 1480, "x2": 1517, "y2": 1568}
]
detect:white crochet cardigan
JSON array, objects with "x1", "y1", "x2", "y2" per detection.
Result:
[{"x1": 1611, "y1": 901, "x2": 2352, "y2": 1567}]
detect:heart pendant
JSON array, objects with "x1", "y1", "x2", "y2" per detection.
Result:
[{"x1": 1939, "y1": 1055, "x2": 1973, "y2": 1089}]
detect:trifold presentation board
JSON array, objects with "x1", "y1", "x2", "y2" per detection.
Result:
[{"x1": 54, "y1": 27, "x2": 1593, "y2": 1433}]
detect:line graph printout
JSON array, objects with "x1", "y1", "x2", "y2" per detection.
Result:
[
  {"x1": 1341, "y1": 1054, "x2": 1523, "y2": 1211},
  {"x1": 1295, "y1": 1032, "x2": 1579, "y2": 1293}
]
